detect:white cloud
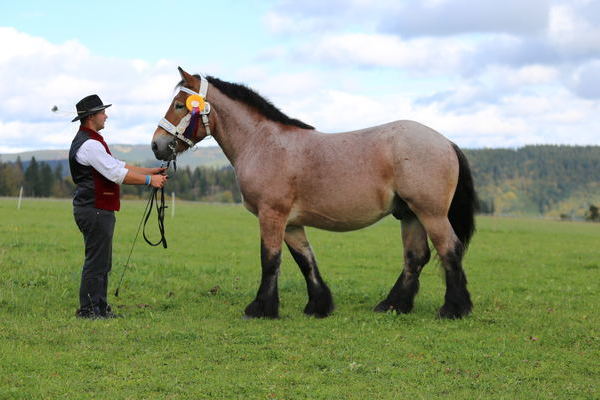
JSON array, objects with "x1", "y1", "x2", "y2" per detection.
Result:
[
  {"x1": 263, "y1": 11, "x2": 323, "y2": 35},
  {"x1": 269, "y1": 0, "x2": 553, "y2": 37},
  {"x1": 379, "y1": 0, "x2": 552, "y2": 36},
  {"x1": 0, "y1": 27, "x2": 89, "y2": 64},
  {"x1": 250, "y1": 71, "x2": 325, "y2": 98},
  {"x1": 268, "y1": 1, "x2": 600, "y2": 77},
  {"x1": 299, "y1": 90, "x2": 538, "y2": 148},
  {"x1": 266, "y1": 0, "x2": 404, "y2": 34},
  {"x1": 0, "y1": 119, "x2": 72, "y2": 153},
  {"x1": 282, "y1": 89, "x2": 412, "y2": 133},
  {"x1": 570, "y1": 60, "x2": 600, "y2": 99},
  {"x1": 504, "y1": 65, "x2": 559, "y2": 86},
  {"x1": 303, "y1": 33, "x2": 473, "y2": 72},
  {"x1": 0, "y1": 27, "x2": 179, "y2": 152},
  {"x1": 273, "y1": 76, "x2": 600, "y2": 149},
  {"x1": 548, "y1": 3, "x2": 600, "y2": 57}
]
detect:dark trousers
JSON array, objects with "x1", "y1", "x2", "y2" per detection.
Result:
[{"x1": 74, "y1": 206, "x2": 116, "y2": 314}]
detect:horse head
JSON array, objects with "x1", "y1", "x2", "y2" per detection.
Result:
[{"x1": 151, "y1": 67, "x2": 213, "y2": 161}]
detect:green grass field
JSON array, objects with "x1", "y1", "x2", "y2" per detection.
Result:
[{"x1": 0, "y1": 197, "x2": 598, "y2": 399}]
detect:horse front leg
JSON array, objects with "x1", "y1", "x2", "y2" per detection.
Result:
[
  {"x1": 244, "y1": 208, "x2": 287, "y2": 319},
  {"x1": 285, "y1": 225, "x2": 334, "y2": 318}
]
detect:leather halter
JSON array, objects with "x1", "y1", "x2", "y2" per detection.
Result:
[{"x1": 158, "y1": 76, "x2": 212, "y2": 150}]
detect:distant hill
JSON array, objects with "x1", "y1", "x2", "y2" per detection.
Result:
[{"x1": 2, "y1": 144, "x2": 599, "y2": 218}]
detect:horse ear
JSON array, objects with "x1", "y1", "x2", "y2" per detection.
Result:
[{"x1": 178, "y1": 66, "x2": 193, "y2": 84}]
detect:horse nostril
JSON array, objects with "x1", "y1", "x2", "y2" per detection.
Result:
[{"x1": 151, "y1": 141, "x2": 158, "y2": 152}]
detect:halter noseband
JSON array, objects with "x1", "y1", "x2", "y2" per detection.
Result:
[{"x1": 158, "y1": 76, "x2": 212, "y2": 150}]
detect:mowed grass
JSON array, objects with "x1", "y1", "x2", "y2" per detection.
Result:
[{"x1": 0, "y1": 197, "x2": 598, "y2": 399}]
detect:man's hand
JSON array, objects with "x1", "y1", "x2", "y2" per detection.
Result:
[
  {"x1": 148, "y1": 167, "x2": 168, "y2": 175},
  {"x1": 150, "y1": 174, "x2": 168, "y2": 188}
]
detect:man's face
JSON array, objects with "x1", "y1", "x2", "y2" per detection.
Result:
[{"x1": 90, "y1": 110, "x2": 108, "y2": 131}]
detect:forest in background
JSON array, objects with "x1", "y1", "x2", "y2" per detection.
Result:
[
  {"x1": 1, "y1": 145, "x2": 598, "y2": 220},
  {"x1": 0, "y1": 157, "x2": 241, "y2": 204},
  {"x1": 463, "y1": 145, "x2": 599, "y2": 219}
]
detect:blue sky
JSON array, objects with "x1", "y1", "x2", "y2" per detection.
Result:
[
  {"x1": 2, "y1": 1, "x2": 271, "y2": 62},
  {"x1": 1, "y1": 0, "x2": 599, "y2": 153}
]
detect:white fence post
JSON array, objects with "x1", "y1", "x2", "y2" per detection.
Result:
[
  {"x1": 171, "y1": 192, "x2": 175, "y2": 218},
  {"x1": 17, "y1": 186, "x2": 23, "y2": 209}
]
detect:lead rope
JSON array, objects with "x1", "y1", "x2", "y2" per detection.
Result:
[
  {"x1": 114, "y1": 161, "x2": 173, "y2": 297},
  {"x1": 142, "y1": 185, "x2": 168, "y2": 248}
]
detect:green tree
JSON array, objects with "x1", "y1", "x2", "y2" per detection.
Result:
[
  {"x1": 0, "y1": 162, "x2": 23, "y2": 195},
  {"x1": 39, "y1": 162, "x2": 54, "y2": 197},
  {"x1": 52, "y1": 164, "x2": 66, "y2": 197},
  {"x1": 585, "y1": 205, "x2": 599, "y2": 222},
  {"x1": 15, "y1": 156, "x2": 24, "y2": 174},
  {"x1": 24, "y1": 157, "x2": 41, "y2": 197}
]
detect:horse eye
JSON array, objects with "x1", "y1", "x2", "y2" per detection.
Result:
[{"x1": 174, "y1": 103, "x2": 185, "y2": 110}]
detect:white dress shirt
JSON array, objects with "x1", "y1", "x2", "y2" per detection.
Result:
[{"x1": 75, "y1": 140, "x2": 129, "y2": 184}]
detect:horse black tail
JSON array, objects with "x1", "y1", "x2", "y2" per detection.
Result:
[{"x1": 449, "y1": 143, "x2": 478, "y2": 249}]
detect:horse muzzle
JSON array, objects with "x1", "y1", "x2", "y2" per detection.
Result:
[{"x1": 151, "y1": 131, "x2": 177, "y2": 161}]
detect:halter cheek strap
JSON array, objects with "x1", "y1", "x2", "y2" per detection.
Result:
[{"x1": 158, "y1": 76, "x2": 212, "y2": 149}]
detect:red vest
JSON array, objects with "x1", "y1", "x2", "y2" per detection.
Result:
[{"x1": 75, "y1": 127, "x2": 121, "y2": 211}]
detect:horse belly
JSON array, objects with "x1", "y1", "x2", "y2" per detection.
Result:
[
  {"x1": 301, "y1": 216, "x2": 386, "y2": 232},
  {"x1": 289, "y1": 189, "x2": 394, "y2": 232}
]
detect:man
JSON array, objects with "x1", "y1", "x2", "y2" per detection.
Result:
[{"x1": 69, "y1": 94, "x2": 167, "y2": 319}]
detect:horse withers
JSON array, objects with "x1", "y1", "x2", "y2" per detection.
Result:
[{"x1": 151, "y1": 67, "x2": 478, "y2": 319}]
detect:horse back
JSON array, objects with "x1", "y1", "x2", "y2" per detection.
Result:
[{"x1": 244, "y1": 120, "x2": 458, "y2": 230}]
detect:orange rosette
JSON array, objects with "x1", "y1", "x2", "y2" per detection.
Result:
[{"x1": 186, "y1": 94, "x2": 205, "y2": 111}]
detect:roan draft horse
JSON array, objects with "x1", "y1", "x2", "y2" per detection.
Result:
[{"x1": 152, "y1": 67, "x2": 478, "y2": 319}]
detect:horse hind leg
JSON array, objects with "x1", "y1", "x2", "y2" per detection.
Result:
[
  {"x1": 419, "y1": 214, "x2": 472, "y2": 319},
  {"x1": 285, "y1": 225, "x2": 334, "y2": 318},
  {"x1": 375, "y1": 213, "x2": 430, "y2": 314}
]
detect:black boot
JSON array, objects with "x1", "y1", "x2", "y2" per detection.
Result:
[
  {"x1": 75, "y1": 305, "x2": 101, "y2": 319},
  {"x1": 100, "y1": 304, "x2": 119, "y2": 319}
]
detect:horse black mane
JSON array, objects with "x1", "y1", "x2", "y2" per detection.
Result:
[{"x1": 177, "y1": 75, "x2": 314, "y2": 130}]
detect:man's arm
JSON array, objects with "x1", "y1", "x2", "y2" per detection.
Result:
[
  {"x1": 76, "y1": 142, "x2": 167, "y2": 188},
  {"x1": 123, "y1": 165, "x2": 168, "y2": 187},
  {"x1": 124, "y1": 164, "x2": 165, "y2": 175}
]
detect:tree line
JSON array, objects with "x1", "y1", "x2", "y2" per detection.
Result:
[
  {"x1": 0, "y1": 157, "x2": 241, "y2": 203},
  {"x1": 464, "y1": 145, "x2": 600, "y2": 218}
]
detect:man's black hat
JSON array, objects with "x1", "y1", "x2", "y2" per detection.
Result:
[{"x1": 72, "y1": 94, "x2": 111, "y2": 122}]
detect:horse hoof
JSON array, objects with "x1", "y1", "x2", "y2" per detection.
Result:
[
  {"x1": 244, "y1": 300, "x2": 279, "y2": 319},
  {"x1": 437, "y1": 303, "x2": 472, "y2": 319},
  {"x1": 374, "y1": 300, "x2": 392, "y2": 313},
  {"x1": 374, "y1": 299, "x2": 412, "y2": 314},
  {"x1": 303, "y1": 300, "x2": 334, "y2": 318}
]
